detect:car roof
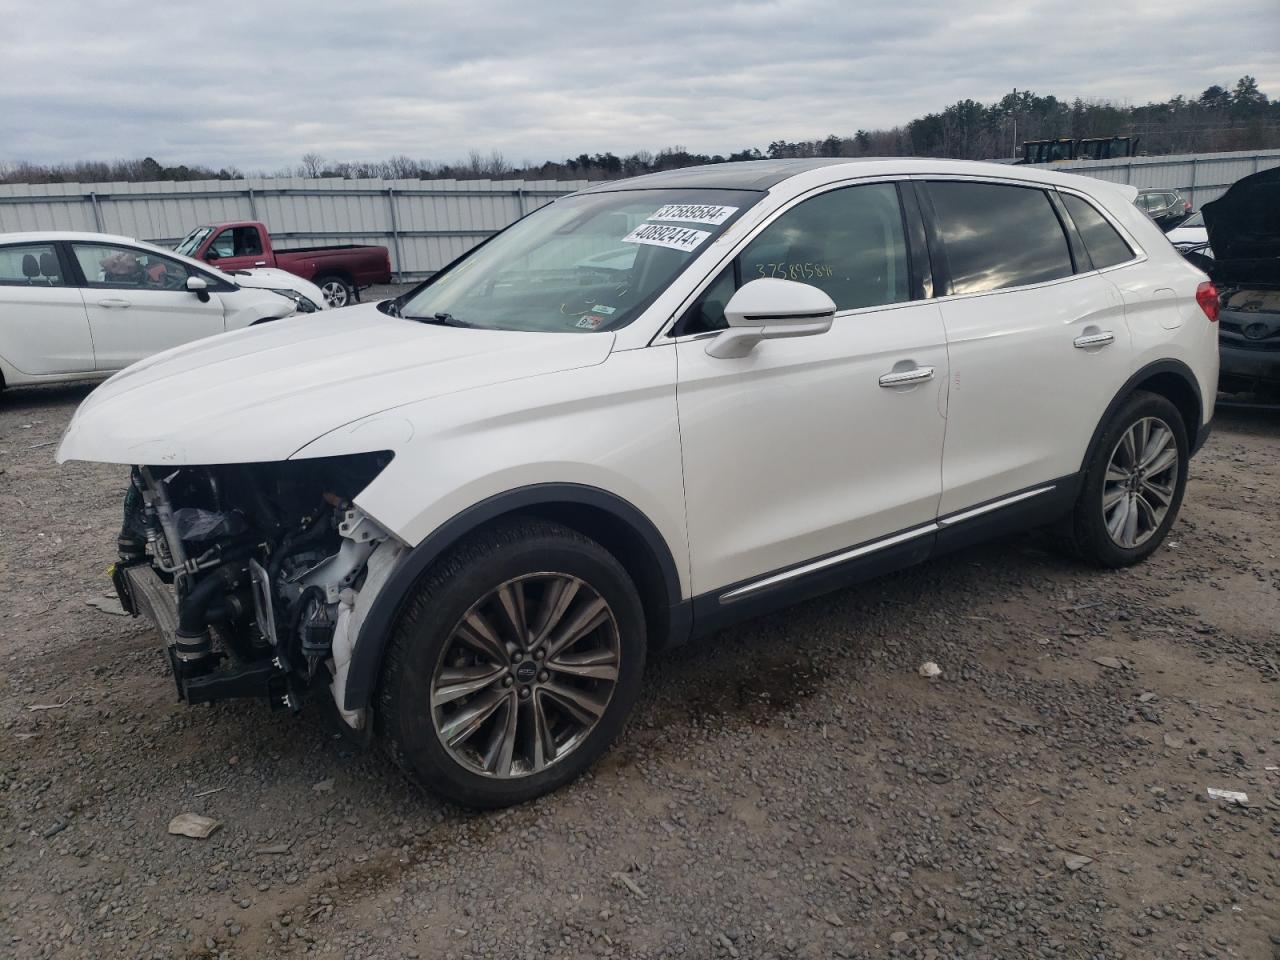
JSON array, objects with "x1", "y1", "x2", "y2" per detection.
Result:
[
  {"x1": 0, "y1": 230, "x2": 158, "y2": 246},
  {"x1": 0, "y1": 230, "x2": 229, "y2": 277},
  {"x1": 577, "y1": 157, "x2": 1134, "y2": 198}
]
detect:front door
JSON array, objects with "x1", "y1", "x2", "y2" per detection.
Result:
[
  {"x1": 674, "y1": 181, "x2": 949, "y2": 599},
  {"x1": 0, "y1": 241, "x2": 94, "y2": 375},
  {"x1": 203, "y1": 225, "x2": 268, "y2": 272},
  {"x1": 70, "y1": 242, "x2": 227, "y2": 371}
]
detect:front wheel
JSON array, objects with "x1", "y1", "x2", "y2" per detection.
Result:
[
  {"x1": 1069, "y1": 390, "x2": 1189, "y2": 568},
  {"x1": 315, "y1": 274, "x2": 355, "y2": 308},
  {"x1": 377, "y1": 519, "x2": 646, "y2": 808}
]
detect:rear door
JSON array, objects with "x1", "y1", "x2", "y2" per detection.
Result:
[
  {"x1": 0, "y1": 241, "x2": 94, "y2": 376},
  {"x1": 69, "y1": 241, "x2": 228, "y2": 371},
  {"x1": 921, "y1": 178, "x2": 1134, "y2": 516}
]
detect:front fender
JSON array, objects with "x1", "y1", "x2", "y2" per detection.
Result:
[{"x1": 339, "y1": 483, "x2": 684, "y2": 711}]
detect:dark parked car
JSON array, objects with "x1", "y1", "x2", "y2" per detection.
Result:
[
  {"x1": 1136, "y1": 190, "x2": 1192, "y2": 229},
  {"x1": 1194, "y1": 168, "x2": 1280, "y2": 395}
]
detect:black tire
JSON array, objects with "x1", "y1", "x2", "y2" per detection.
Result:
[
  {"x1": 1069, "y1": 390, "x2": 1189, "y2": 568},
  {"x1": 315, "y1": 274, "x2": 355, "y2": 308},
  {"x1": 376, "y1": 519, "x2": 646, "y2": 808}
]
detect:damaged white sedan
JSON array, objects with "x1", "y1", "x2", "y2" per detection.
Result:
[{"x1": 59, "y1": 159, "x2": 1217, "y2": 808}]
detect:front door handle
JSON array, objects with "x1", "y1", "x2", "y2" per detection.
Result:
[
  {"x1": 1073, "y1": 331, "x2": 1114, "y2": 349},
  {"x1": 97, "y1": 298, "x2": 131, "y2": 308},
  {"x1": 879, "y1": 365, "x2": 935, "y2": 388}
]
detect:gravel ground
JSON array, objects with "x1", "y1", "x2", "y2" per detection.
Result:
[{"x1": 1, "y1": 386, "x2": 1278, "y2": 960}]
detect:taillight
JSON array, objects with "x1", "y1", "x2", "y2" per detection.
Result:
[{"x1": 1195, "y1": 281, "x2": 1219, "y2": 322}]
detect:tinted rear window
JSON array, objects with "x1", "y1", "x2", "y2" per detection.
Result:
[
  {"x1": 927, "y1": 181, "x2": 1073, "y2": 295},
  {"x1": 1061, "y1": 194, "x2": 1135, "y2": 269}
]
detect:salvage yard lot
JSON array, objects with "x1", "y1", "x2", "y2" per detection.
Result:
[{"x1": 1, "y1": 385, "x2": 1277, "y2": 960}]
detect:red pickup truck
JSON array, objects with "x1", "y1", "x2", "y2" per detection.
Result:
[{"x1": 174, "y1": 221, "x2": 393, "y2": 307}]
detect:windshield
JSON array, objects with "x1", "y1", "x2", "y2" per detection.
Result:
[
  {"x1": 1180, "y1": 211, "x2": 1204, "y2": 228},
  {"x1": 397, "y1": 189, "x2": 760, "y2": 332},
  {"x1": 174, "y1": 226, "x2": 213, "y2": 257}
]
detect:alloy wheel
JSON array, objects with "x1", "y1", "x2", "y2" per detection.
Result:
[
  {"x1": 430, "y1": 573, "x2": 621, "y2": 779},
  {"x1": 321, "y1": 280, "x2": 349, "y2": 308},
  {"x1": 1102, "y1": 416, "x2": 1179, "y2": 549}
]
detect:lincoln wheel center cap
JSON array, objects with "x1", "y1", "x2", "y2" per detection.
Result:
[{"x1": 514, "y1": 661, "x2": 538, "y2": 684}]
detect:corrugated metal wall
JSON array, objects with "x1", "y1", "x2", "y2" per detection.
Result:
[
  {"x1": 3, "y1": 149, "x2": 1278, "y2": 279},
  {"x1": 0, "y1": 176, "x2": 590, "y2": 280},
  {"x1": 1056, "y1": 148, "x2": 1280, "y2": 210}
]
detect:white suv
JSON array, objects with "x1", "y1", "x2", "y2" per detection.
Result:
[{"x1": 58, "y1": 159, "x2": 1219, "y2": 808}]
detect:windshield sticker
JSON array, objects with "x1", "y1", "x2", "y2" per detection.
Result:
[
  {"x1": 576, "y1": 314, "x2": 605, "y2": 329},
  {"x1": 591, "y1": 304, "x2": 617, "y2": 315},
  {"x1": 622, "y1": 223, "x2": 711, "y2": 253},
  {"x1": 648, "y1": 203, "x2": 739, "y2": 226}
]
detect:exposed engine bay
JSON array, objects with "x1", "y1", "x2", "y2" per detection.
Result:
[{"x1": 111, "y1": 452, "x2": 400, "y2": 728}]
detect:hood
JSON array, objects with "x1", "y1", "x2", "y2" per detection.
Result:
[
  {"x1": 218, "y1": 266, "x2": 326, "y2": 304},
  {"x1": 57, "y1": 304, "x2": 615, "y2": 466},
  {"x1": 1202, "y1": 166, "x2": 1280, "y2": 286}
]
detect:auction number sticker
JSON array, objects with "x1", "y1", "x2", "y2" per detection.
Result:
[
  {"x1": 648, "y1": 203, "x2": 739, "y2": 226},
  {"x1": 622, "y1": 222, "x2": 711, "y2": 253}
]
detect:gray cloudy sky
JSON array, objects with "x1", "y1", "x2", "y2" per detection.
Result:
[{"x1": 2, "y1": 0, "x2": 1277, "y2": 171}]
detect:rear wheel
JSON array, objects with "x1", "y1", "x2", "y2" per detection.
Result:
[
  {"x1": 377, "y1": 519, "x2": 646, "y2": 808},
  {"x1": 316, "y1": 274, "x2": 355, "y2": 308},
  {"x1": 1069, "y1": 390, "x2": 1188, "y2": 567}
]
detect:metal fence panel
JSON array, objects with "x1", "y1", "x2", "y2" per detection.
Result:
[
  {"x1": 1058, "y1": 148, "x2": 1280, "y2": 210},
  {"x1": 0, "y1": 175, "x2": 591, "y2": 279},
  {"x1": 4, "y1": 151, "x2": 1279, "y2": 279}
]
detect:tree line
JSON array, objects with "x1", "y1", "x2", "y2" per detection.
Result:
[{"x1": 3, "y1": 76, "x2": 1276, "y2": 185}]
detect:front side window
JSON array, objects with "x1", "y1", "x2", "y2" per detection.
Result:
[
  {"x1": 678, "y1": 182, "x2": 911, "y2": 335},
  {"x1": 0, "y1": 243, "x2": 64, "y2": 286},
  {"x1": 209, "y1": 227, "x2": 262, "y2": 259},
  {"x1": 926, "y1": 181, "x2": 1073, "y2": 295},
  {"x1": 396, "y1": 189, "x2": 760, "y2": 333},
  {"x1": 1061, "y1": 194, "x2": 1134, "y2": 270},
  {"x1": 73, "y1": 243, "x2": 196, "y2": 290}
]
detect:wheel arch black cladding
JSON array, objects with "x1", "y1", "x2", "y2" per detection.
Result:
[
  {"x1": 1079, "y1": 359, "x2": 1203, "y2": 474},
  {"x1": 343, "y1": 483, "x2": 685, "y2": 712}
]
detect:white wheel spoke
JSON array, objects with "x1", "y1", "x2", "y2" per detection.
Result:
[{"x1": 481, "y1": 693, "x2": 520, "y2": 777}]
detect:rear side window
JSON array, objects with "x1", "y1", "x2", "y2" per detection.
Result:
[
  {"x1": 0, "y1": 243, "x2": 65, "y2": 286},
  {"x1": 927, "y1": 181, "x2": 1073, "y2": 295},
  {"x1": 1061, "y1": 194, "x2": 1135, "y2": 269}
]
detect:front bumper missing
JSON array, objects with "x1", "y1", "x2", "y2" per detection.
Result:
[{"x1": 111, "y1": 562, "x2": 292, "y2": 707}]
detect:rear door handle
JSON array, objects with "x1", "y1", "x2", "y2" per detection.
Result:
[
  {"x1": 97, "y1": 298, "x2": 131, "y2": 308},
  {"x1": 1073, "y1": 331, "x2": 1114, "y2": 348},
  {"x1": 879, "y1": 365, "x2": 934, "y2": 387}
]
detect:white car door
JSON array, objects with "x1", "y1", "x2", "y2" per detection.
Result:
[
  {"x1": 921, "y1": 179, "x2": 1135, "y2": 515},
  {"x1": 674, "y1": 181, "x2": 949, "y2": 603},
  {"x1": 70, "y1": 242, "x2": 227, "y2": 371},
  {"x1": 0, "y1": 241, "x2": 95, "y2": 376}
]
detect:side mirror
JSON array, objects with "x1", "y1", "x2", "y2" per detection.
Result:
[
  {"x1": 186, "y1": 276, "x2": 211, "y2": 302},
  {"x1": 706, "y1": 278, "x2": 836, "y2": 359}
]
